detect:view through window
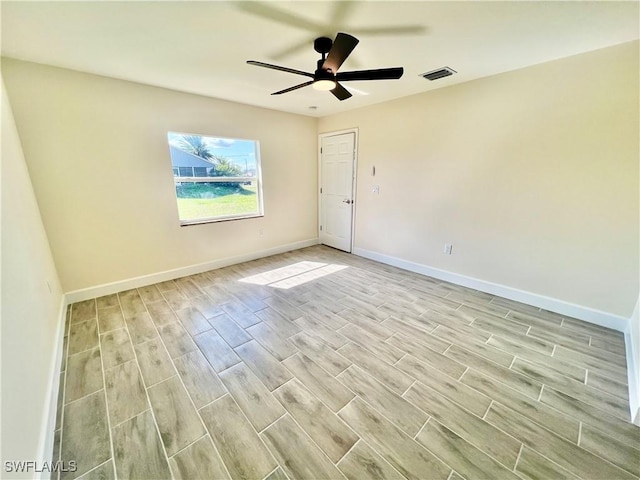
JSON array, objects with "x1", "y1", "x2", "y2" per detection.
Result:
[{"x1": 167, "y1": 132, "x2": 263, "y2": 225}]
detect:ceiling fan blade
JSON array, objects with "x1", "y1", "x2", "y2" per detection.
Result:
[
  {"x1": 351, "y1": 25, "x2": 426, "y2": 36},
  {"x1": 247, "y1": 61, "x2": 314, "y2": 78},
  {"x1": 331, "y1": 83, "x2": 352, "y2": 101},
  {"x1": 236, "y1": 2, "x2": 323, "y2": 32},
  {"x1": 323, "y1": 33, "x2": 359, "y2": 73},
  {"x1": 271, "y1": 81, "x2": 314, "y2": 95},
  {"x1": 337, "y1": 67, "x2": 404, "y2": 81}
]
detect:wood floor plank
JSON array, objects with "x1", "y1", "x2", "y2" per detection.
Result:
[
  {"x1": 460, "y1": 368, "x2": 580, "y2": 442},
  {"x1": 146, "y1": 300, "x2": 178, "y2": 327},
  {"x1": 261, "y1": 415, "x2": 345, "y2": 480},
  {"x1": 68, "y1": 319, "x2": 99, "y2": 355},
  {"x1": 339, "y1": 296, "x2": 389, "y2": 322},
  {"x1": 65, "y1": 347, "x2": 103, "y2": 403},
  {"x1": 162, "y1": 288, "x2": 191, "y2": 311},
  {"x1": 338, "y1": 342, "x2": 414, "y2": 395},
  {"x1": 147, "y1": 376, "x2": 206, "y2": 456},
  {"x1": 112, "y1": 410, "x2": 171, "y2": 479},
  {"x1": 210, "y1": 313, "x2": 252, "y2": 348},
  {"x1": 338, "y1": 323, "x2": 405, "y2": 365},
  {"x1": 289, "y1": 332, "x2": 351, "y2": 376},
  {"x1": 540, "y1": 387, "x2": 640, "y2": 446},
  {"x1": 580, "y1": 424, "x2": 640, "y2": 477},
  {"x1": 403, "y1": 381, "x2": 522, "y2": 469},
  {"x1": 97, "y1": 305, "x2": 125, "y2": 333},
  {"x1": 219, "y1": 363, "x2": 285, "y2": 432},
  {"x1": 485, "y1": 402, "x2": 635, "y2": 480},
  {"x1": 515, "y1": 446, "x2": 580, "y2": 480},
  {"x1": 416, "y1": 419, "x2": 521, "y2": 479},
  {"x1": 200, "y1": 395, "x2": 277, "y2": 480},
  {"x1": 96, "y1": 294, "x2": 119, "y2": 310},
  {"x1": 337, "y1": 440, "x2": 404, "y2": 480},
  {"x1": 173, "y1": 350, "x2": 227, "y2": 408},
  {"x1": 264, "y1": 296, "x2": 302, "y2": 320},
  {"x1": 295, "y1": 315, "x2": 349, "y2": 349},
  {"x1": 445, "y1": 345, "x2": 542, "y2": 399},
  {"x1": 158, "y1": 321, "x2": 198, "y2": 358},
  {"x1": 194, "y1": 329, "x2": 241, "y2": 373},
  {"x1": 386, "y1": 334, "x2": 467, "y2": 380},
  {"x1": 61, "y1": 391, "x2": 110, "y2": 479},
  {"x1": 553, "y1": 345, "x2": 628, "y2": 384},
  {"x1": 137, "y1": 284, "x2": 163, "y2": 303},
  {"x1": 338, "y1": 308, "x2": 395, "y2": 339},
  {"x1": 512, "y1": 357, "x2": 629, "y2": 420},
  {"x1": 338, "y1": 399, "x2": 450, "y2": 480},
  {"x1": 273, "y1": 379, "x2": 358, "y2": 462},
  {"x1": 234, "y1": 340, "x2": 293, "y2": 391},
  {"x1": 433, "y1": 324, "x2": 514, "y2": 367},
  {"x1": 169, "y1": 435, "x2": 230, "y2": 480},
  {"x1": 104, "y1": 360, "x2": 148, "y2": 426},
  {"x1": 246, "y1": 322, "x2": 297, "y2": 361},
  {"x1": 71, "y1": 299, "x2": 97, "y2": 324},
  {"x1": 297, "y1": 300, "x2": 348, "y2": 330},
  {"x1": 75, "y1": 460, "x2": 114, "y2": 480},
  {"x1": 382, "y1": 318, "x2": 451, "y2": 354},
  {"x1": 124, "y1": 312, "x2": 157, "y2": 345},
  {"x1": 176, "y1": 277, "x2": 204, "y2": 297},
  {"x1": 190, "y1": 295, "x2": 225, "y2": 319},
  {"x1": 587, "y1": 370, "x2": 629, "y2": 399},
  {"x1": 255, "y1": 308, "x2": 302, "y2": 337},
  {"x1": 134, "y1": 337, "x2": 176, "y2": 387},
  {"x1": 223, "y1": 300, "x2": 263, "y2": 328},
  {"x1": 118, "y1": 291, "x2": 147, "y2": 318},
  {"x1": 264, "y1": 467, "x2": 290, "y2": 480},
  {"x1": 282, "y1": 353, "x2": 354, "y2": 412},
  {"x1": 396, "y1": 356, "x2": 492, "y2": 418},
  {"x1": 176, "y1": 306, "x2": 213, "y2": 336},
  {"x1": 338, "y1": 366, "x2": 427, "y2": 436}
]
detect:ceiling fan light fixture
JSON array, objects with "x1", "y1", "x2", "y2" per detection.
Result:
[{"x1": 313, "y1": 79, "x2": 337, "y2": 91}]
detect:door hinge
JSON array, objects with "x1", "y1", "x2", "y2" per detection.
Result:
[
  {"x1": 320, "y1": 187, "x2": 323, "y2": 194},
  {"x1": 320, "y1": 147, "x2": 323, "y2": 154},
  {"x1": 320, "y1": 225, "x2": 323, "y2": 231}
]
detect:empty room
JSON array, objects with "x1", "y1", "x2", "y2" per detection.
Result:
[{"x1": 1, "y1": 1, "x2": 639, "y2": 479}]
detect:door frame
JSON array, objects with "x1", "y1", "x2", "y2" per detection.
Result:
[{"x1": 318, "y1": 128, "x2": 359, "y2": 253}]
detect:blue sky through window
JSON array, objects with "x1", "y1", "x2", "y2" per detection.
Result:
[{"x1": 168, "y1": 132, "x2": 258, "y2": 175}]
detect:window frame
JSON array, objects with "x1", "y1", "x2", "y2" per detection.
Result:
[{"x1": 168, "y1": 132, "x2": 264, "y2": 226}]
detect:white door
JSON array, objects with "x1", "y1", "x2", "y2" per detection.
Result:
[{"x1": 320, "y1": 132, "x2": 355, "y2": 252}]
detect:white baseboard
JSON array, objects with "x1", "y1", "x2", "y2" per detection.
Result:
[
  {"x1": 65, "y1": 238, "x2": 319, "y2": 304},
  {"x1": 353, "y1": 247, "x2": 629, "y2": 332},
  {"x1": 625, "y1": 329, "x2": 639, "y2": 424},
  {"x1": 37, "y1": 296, "x2": 68, "y2": 478}
]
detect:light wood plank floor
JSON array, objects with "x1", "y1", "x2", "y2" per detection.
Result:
[{"x1": 53, "y1": 245, "x2": 639, "y2": 479}]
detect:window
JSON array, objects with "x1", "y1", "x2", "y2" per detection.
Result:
[{"x1": 167, "y1": 132, "x2": 263, "y2": 225}]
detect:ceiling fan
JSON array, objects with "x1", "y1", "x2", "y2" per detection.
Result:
[{"x1": 247, "y1": 33, "x2": 404, "y2": 101}]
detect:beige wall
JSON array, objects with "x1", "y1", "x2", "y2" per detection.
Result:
[
  {"x1": 2, "y1": 59, "x2": 319, "y2": 293},
  {"x1": 1, "y1": 78, "x2": 65, "y2": 473},
  {"x1": 319, "y1": 41, "x2": 639, "y2": 317}
]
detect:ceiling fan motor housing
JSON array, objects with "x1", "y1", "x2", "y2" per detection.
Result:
[
  {"x1": 316, "y1": 59, "x2": 336, "y2": 79},
  {"x1": 314, "y1": 37, "x2": 333, "y2": 55}
]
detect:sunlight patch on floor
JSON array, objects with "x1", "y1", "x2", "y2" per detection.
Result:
[{"x1": 239, "y1": 261, "x2": 348, "y2": 289}]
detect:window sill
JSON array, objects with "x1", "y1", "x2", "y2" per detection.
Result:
[{"x1": 179, "y1": 213, "x2": 264, "y2": 227}]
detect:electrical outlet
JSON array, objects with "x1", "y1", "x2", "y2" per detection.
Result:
[
  {"x1": 372, "y1": 185, "x2": 380, "y2": 194},
  {"x1": 444, "y1": 244, "x2": 453, "y2": 255},
  {"x1": 259, "y1": 229, "x2": 264, "y2": 237}
]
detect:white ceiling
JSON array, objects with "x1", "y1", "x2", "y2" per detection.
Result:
[{"x1": 1, "y1": 1, "x2": 638, "y2": 118}]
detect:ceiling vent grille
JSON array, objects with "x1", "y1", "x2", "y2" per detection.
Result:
[{"x1": 420, "y1": 67, "x2": 456, "y2": 81}]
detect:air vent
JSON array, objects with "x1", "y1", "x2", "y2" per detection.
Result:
[{"x1": 420, "y1": 67, "x2": 456, "y2": 81}]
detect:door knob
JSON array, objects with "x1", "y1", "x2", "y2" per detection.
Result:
[{"x1": 342, "y1": 199, "x2": 352, "y2": 204}]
